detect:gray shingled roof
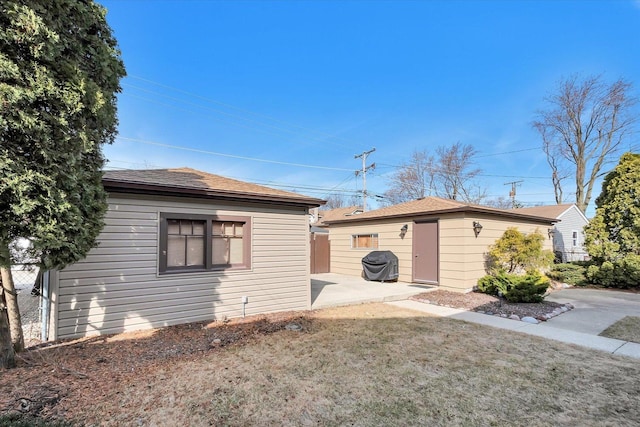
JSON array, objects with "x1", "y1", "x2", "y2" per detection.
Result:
[{"x1": 102, "y1": 168, "x2": 324, "y2": 207}]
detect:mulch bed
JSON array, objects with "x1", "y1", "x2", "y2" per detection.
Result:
[
  {"x1": 410, "y1": 289, "x2": 573, "y2": 321},
  {"x1": 1, "y1": 312, "x2": 311, "y2": 422}
]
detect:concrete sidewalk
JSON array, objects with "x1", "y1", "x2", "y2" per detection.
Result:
[{"x1": 388, "y1": 299, "x2": 640, "y2": 359}]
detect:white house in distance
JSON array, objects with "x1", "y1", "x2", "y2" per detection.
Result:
[{"x1": 515, "y1": 204, "x2": 589, "y2": 262}]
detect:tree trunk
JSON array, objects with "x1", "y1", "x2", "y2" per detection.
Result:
[
  {"x1": 0, "y1": 284, "x2": 16, "y2": 369},
  {"x1": 0, "y1": 245, "x2": 24, "y2": 353}
]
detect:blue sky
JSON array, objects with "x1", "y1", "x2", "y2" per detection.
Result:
[{"x1": 100, "y1": 0, "x2": 640, "y2": 216}]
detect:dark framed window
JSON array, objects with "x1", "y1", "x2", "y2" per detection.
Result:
[{"x1": 159, "y1": 213, "x2": 251, "y2": 273}]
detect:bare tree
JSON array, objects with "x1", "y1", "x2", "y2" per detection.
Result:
[
  {"x1": 484, "y1": 196, "x2": 521, "y2": 209},
  {"x1": 384, "y1": 143, "x2": 486, "y2": 205},
  {"x1": 322, "y1": 193, "x2": 361, "y2": 210},
  {"x1": 323, "y1": 194, "x2": 347, "y2": 210},
  {"x1": 382, "y1": 150, "x2": 435, "y2": 205},
  {"x1": 533, "y1": 74, "x2": 637, "y2": 213},
  {"x1": 436, "y1": 142, "x2": 482, "y2": 202},
  {"x1": 435, "y1": 142, "x2": 482, "y2": 201}
]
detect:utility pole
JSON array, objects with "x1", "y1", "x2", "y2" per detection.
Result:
[
  {"x1": 504, "y1": 180, "x2": 523, "y2": 208},
  {"x1": 355, "y1": 148, "x2": 376, "y2": 212}
]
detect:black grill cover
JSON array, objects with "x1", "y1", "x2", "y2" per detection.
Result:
[{"x1": 361, "y1": 250, "x2": 399, "y2": 281}]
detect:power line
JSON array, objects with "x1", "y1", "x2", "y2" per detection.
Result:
[
  {"x1": 103, "y1": 164, "x2": 366, "y2": 197},
  {"x1": 475, "y1": 147, "x2": 540, "y2": 158},
  {"x1": 115, "y1": 136, "x2": 354, "y2": 172},
  {"x1": 375, "y1": 162, "x2": 548, "y2": 180},
  {"x1": 504, "y1": 180, "x2": 524, "y2": 208},
  {"x1": 120, "y1": 92, "x2": 333, "y2": 148},
  {"x1": 355, "y1": 148, "x2": 376, "y2": 211},
  {"x1": 122, "y1": 85, "x2": 351, "y2": 150},
  {"x1": 126, "y1": 75, "x2": 369, "y2": 152}
]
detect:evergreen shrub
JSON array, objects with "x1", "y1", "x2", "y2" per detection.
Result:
[
  {"x1": 477, "y1": 271, "x2": 550, "y2": 303},
  {"x1": 547, "y1": 263, "x2": 588, "y2": 286}
]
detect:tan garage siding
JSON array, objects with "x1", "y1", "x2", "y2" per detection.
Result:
[
  {"x1": 49, "y1": 193, "x2": 310, "y2": 340},
  {"x1": 438, "y1": 215, "x2": 554, "y2": 292},
  {"x1": 327, "y1": 209, "x2": 554, "y2": 294},
  {"x1": 437, "y1": 215, "x2": 468, "y2": 291},
  {"x1": 329, "y1": 218, "x2": 414, "y2": 281}
]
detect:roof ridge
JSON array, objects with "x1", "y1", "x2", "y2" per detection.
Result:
[{"x1": 425, "y1": 196, "x2": 468, "y2": 206}]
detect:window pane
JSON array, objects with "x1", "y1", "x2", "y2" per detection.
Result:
[
  {"x1": 192, "y1": 221, "x2": 205, "y2": 236},
  {"x1": 167, "y1": 236, "x2": 185, "y2": 267},
  {"x1": 353, "y1": 234, "x2": 378, "y2": 248},
  {"x1": 212, "y1": 221, "x2": 223, "y2": 236},
  {"x1": 235, "y1": 223, "x2": 243, "y2": 236},
  {"x1": 180, "y1": 220, "x2": 192, "y2": 234},
  {"x1": 229, "y1": 238, "x2": 243, "y2": 264},
  {"x1": 167, "y1": 220, "x2": 180, "y2": 234},
  {"x1": 212, "y1": 236, "x2": 229, "y2": 265},
  {"x1": 223, "y1": 223, "x2": 235, "y2": 236},
  {"x1": 186, "y1": 236, "x2": 205, "y2": 266}
]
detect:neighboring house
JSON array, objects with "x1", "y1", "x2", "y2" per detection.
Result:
[
  {"x1": 311, "y1": 206, "x2": 364, "y2": 229},
  {"x1": 325, "y1": 197, "x2": 556, "y2": 293},
  {"x1": 515, "y1": 204, "x2": 589, "y2": 262},
  {"x1": 44, "y1": 168, "x2": 323, "y2": 341}
]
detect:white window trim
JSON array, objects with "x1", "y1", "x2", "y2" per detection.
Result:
[
  {"x1": 351, "y1": 233, "x2": 379, "y2": 249},
  {"x1": 572, "y1": 230, "x2": 579, "y2": 247}
]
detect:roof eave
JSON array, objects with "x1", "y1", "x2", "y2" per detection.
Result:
[
  {"x1": 325, "y1": 206, "x2": 558, "y2": 225},
  {"x1": 103, "y1": 179, "x2": 325, "y2": 208},
  {"x1": 557, "y1": 205, "x2": 590, "y2": 222}
]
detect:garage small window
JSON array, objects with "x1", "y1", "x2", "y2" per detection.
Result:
[{"x1": 352, "y1": 233, "x2": 379, "y2": 249}]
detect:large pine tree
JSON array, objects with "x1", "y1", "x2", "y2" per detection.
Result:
[
  {"x1": 0, "y1": 0, "x2": 125, "y2": 365},
  {"x1": 584, "y1": 153, "x2": 640, "y2": 262}
]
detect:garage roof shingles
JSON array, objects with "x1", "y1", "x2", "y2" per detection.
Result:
[
  {"x1": 325, "y1": 196, "x2": 557, "y2": 224},
  {"x1": 102, "y1": 167, "x2": 324, "y2": 206}
]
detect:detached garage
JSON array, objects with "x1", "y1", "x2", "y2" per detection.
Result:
[
  {"x1": 45, "y1": 168, "x2": 323, "y2": 340},
  {"x1": 325, "y1": 197, "x2": 556, "y2": 293}
]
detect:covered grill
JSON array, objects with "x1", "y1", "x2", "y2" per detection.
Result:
[{"x1": 361, "y1": 250, "x2": 399, "y2": 282}]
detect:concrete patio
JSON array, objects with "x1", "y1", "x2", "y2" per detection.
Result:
[
  {"x1": 311, "y1": 272, "x2": 434, "y2": 309},
  {"x1": 310, "y1": 273, "x2": 640, "y2": 359}
]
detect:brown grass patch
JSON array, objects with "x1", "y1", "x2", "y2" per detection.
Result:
[
  {"x1": 600, "y1": 316, "x2": 640, "y2": 344},
  {"x1": 2, "y1": 303, "x2": 640, "y2": 426}
]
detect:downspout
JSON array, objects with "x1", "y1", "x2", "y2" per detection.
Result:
[{"x1": 40, "y1": 270, "x2": 50, "y2": 342}]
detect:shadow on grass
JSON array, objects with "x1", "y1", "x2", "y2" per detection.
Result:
[{"x1": 2, "y1": 304, "x2": 640, "y2": 426}]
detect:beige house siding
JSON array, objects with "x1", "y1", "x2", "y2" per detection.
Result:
[
  {"x1": 328, "y1": 213, "x2": 554, "y2": 293},
  {"x1": 49, "y1": 193, "x2": 311, "y2": 340}
]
